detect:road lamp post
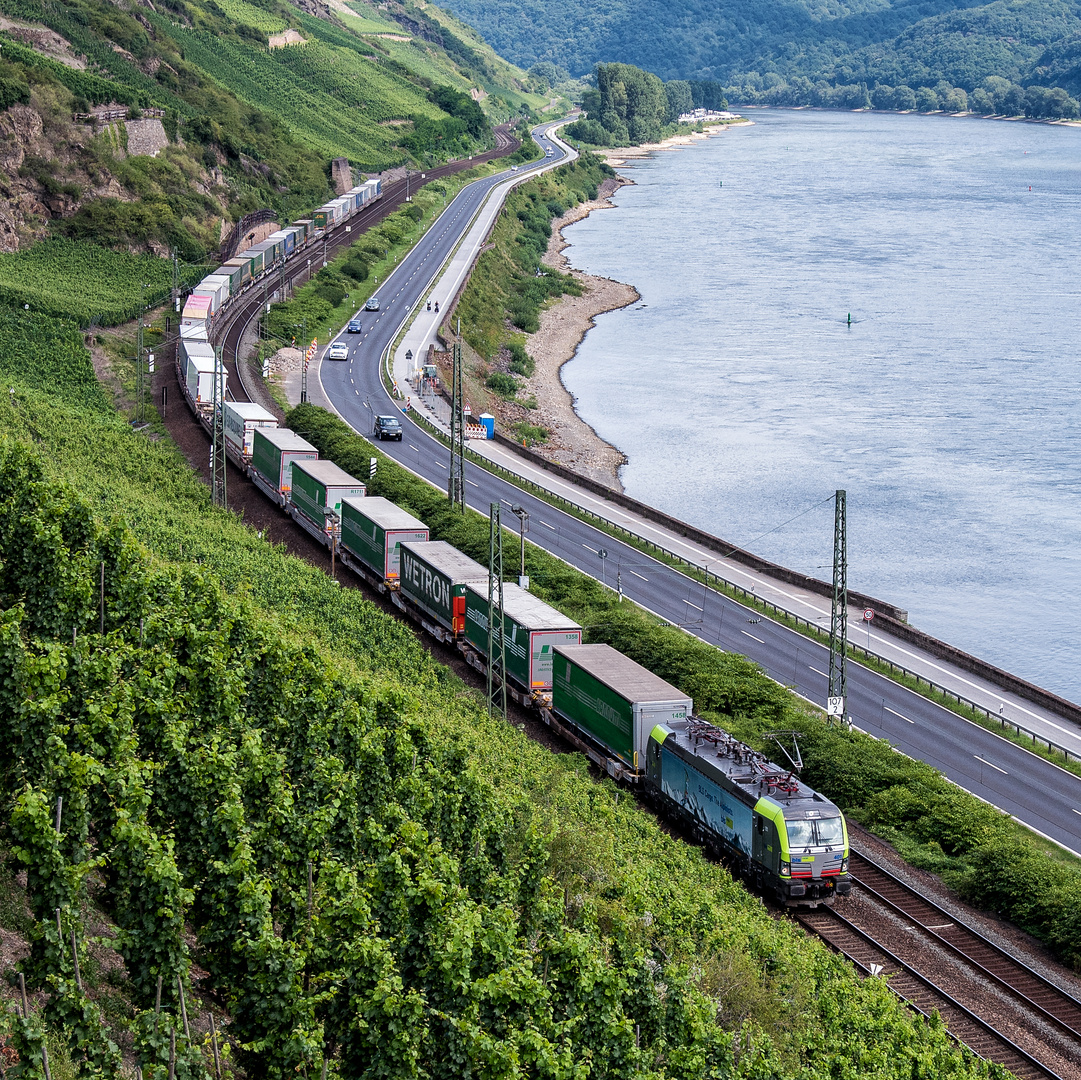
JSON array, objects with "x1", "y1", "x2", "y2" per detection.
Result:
[{"x1": 510, "y1": 504, "x2": 529, "y2": 589}]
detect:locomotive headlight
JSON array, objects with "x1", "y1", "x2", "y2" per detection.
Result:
[
  {"x1": 780, "y1": 861, "x2": 791, "y2": 877},
  {"x1": 841, "y1": 857, "x2": 849, "y2": 872}
]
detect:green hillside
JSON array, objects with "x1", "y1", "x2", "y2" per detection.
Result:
[
  {"x1": 0, "y1": 0, "x2": 549, "y2": 257},
  {"x1": 437, "y1": 0, "x2": 1081, "y2": 114},
  {"x1": 0, "y1": 274, "x2": 1001, "y2": 1080}
]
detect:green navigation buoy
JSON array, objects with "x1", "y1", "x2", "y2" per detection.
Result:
[{"x1": 847, "y1": 312, "x2": 852, "y2": 327}]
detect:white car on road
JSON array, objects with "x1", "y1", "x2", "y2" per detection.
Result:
[{"x1": 327, "y1": 341, "x2": 349, "y2": 360}]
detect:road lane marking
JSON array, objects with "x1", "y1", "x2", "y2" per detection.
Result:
[
  {"x1": 741, "y1": 630, "x2": 765, "y2": 644},
  {"x1": 539, "y1": 520, "x2": 556, "y2": 530},
  {"x1": 1072, "y1": 809, "x2": 1081, "y2": 817},
  {"x1": 683, "y1": 599, "x2": 703, "y2": 611},
  {"x1": 885, "y1": 706, "x2": 914, "y2": 724},
  {"x1": 583, "y1": 544, "x2": 598, "y2": 553},
  {"x1": 465, "y1": 478, "x2": 478, "y2": 487},
  {"x1": 408, "y1": 444, "x2": 420, "y2": 452},
  {"x1": 974, "y1": 755, "x2": 1008, "y2": 775},
  {"x1": 629, "y1": 569, "x2": 648, "y2": 581},
  {"x1": 435, "y1": 460, "x2": 446, "y2": 468},
  {"x1": 809, "y1": 666, "x2": 828, "y2": 678}
]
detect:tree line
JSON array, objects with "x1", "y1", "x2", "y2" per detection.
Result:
[{"x1": 564, "y1": 61, "x2": 1079, "y2": 148}]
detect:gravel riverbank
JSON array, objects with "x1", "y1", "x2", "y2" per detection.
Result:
[
  {"x1": 518, "y1": 124, "x2": 749, "y2": 491},
  {"x1": 516, "y1": 176, "x2": 638, "y2": 490}
]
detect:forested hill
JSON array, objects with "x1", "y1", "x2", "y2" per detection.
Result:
[
  {"x1": 0, "y1": 0, "x2": 549, "y2": 255},
  {"x1": 437, "y1": 0, "x2": 1081, "y2": 108}
]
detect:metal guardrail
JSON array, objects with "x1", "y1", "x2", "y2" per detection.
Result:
[{"x1": 399, "y1": 406, "x2": 1081, "y2": 767}]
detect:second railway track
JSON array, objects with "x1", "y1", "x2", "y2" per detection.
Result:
[{"x1": 798, "y1": 845, "x2": 1081, "y2": 1079}]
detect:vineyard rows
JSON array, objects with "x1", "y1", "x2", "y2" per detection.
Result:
[
  {"x1": 0, "y1": 324, "x2": 998, "y2": 1076},
  {"x1": 0, "y1": 241, "x2": 202, "y2": 328}
]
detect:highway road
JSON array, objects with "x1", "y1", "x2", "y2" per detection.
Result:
[{"x1": 317, "y1": 122, "x2": 1081, "y2": 855}]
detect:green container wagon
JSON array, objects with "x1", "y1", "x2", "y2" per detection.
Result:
[
  {"x1": 214, "y1": 263, "x2": 244, "y2": 290},
  {"x1": 399, "y1": 541, "x2": 487, "y2": 635},
  {"x1": 289, "y1": 460, "x2": 365, "y2": 534},
  {"x1": 340, "y1": 497, "x2": 429, "y2": 584},
  {"x1": 250, "y1": 427, "x2": 318, "y2": 506},
  {"x1": 552, "y1": 644, "x2": 692, "y2": 775},
  {"x1": 462, "y1": 582, "x2": 581, "y2": 693}
]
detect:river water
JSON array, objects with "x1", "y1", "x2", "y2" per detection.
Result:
[{"x1": 559, "y1": 109, "x2": 1081, "y2": 702}]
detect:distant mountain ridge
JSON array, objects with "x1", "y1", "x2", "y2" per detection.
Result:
[{"x1": 437, "y1": 0, "x2": 1081, "y2": 100}]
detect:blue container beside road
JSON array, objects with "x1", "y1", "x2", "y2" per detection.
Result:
[{"x1": 478, "y1": 414, "x2": 495, "y2": 439}]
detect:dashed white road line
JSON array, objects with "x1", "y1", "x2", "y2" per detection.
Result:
[
  {"x1": 885, "y1": 706, "x2": 914, "y2": 724},
  {"x1": 741, "y1": 630, "x2": 765, "y2": 644},
  {"x1": 975, "y1": 755, "x2": 1008, "y2": 775}
]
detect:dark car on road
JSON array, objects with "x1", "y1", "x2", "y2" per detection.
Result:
[
  {"x1": 373, "y1": 415, "x2": 403, "y2": 441},
  {"x1": 347, "y1": 316, "x2": 363, "y2": 333}
]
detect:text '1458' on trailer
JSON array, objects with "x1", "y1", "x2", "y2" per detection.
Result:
[
  {"x1": 645, "y1": 720, "x2": 850, "y2": 907},
  {"x1": 249, "y1": 427, "x2": 318, "y2": 507},
  {"x1": 549, "y1": 643, "x2": 692, "y2": 781},
  {"x1": 396, "y1": 541, "x2": 487, "y2": 640},
  {"x1": 462, "y1": 582, "x2": 581, "y2": 702},
  {"x1": 339, "y1": 496, "x2": 429, "y2": 588}
]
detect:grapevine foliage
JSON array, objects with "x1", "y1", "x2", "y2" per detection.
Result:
[
  {"x1": 0, "y1": 443, "x2": 732, "y2": 1077},
  {"x1": 0, "y1": 438, "x2": 1004, "y2": 1079}
]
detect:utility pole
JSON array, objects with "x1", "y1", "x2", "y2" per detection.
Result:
[
  {"x1": 511, "y1": 504, "x2": 529, "y2": 589},
  {"x1": 487, "y1": 503, "x2": 507, "y2": 719},
  {"x1": 827, "y1": 489, "x2": 847, "y2": 725},
  {"x1": 299, "y1": 321, "x2": 309, "y2": 404},
  {"x1": 448, "y1": 319, "x2": 465, "y2": 511},
  {"x1": 171, "y1": 248, "x2": 180, "y2": 315},
  {"x1": 134, "y1": 307, "x2": 145, "y2": 425},
  {"x1": 210, "y1": 346, "x2": 227, "y2": 508}
]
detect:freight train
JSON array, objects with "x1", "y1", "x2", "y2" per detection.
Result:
[
  {"x1": 178, "y1": 179, "x2": 383, "y2": 346},
  {"x1": 175, "y1": 362, "x2": 850, "y2": 905},
  {"x1": 173, "y1": 168, "x2": 848, "y2": 909}
]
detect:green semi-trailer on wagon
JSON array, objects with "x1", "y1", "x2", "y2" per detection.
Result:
[{"x1": 461, "y1": 582, "x2": 582, "y2": 697}]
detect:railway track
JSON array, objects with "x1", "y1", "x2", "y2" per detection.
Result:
[
  {"x1": 796, "y1": 847, "x2": 1081, "y2": 1079},
  {"x1": 796, "y1": 903, "x2": 1062, "y2": 1080},
  {"x1": 211, "y1": 125, "x2": 520, "y2": 406},
  {"x1": 850, "y1": 851, "x2": 1081, "y2": 1040}
]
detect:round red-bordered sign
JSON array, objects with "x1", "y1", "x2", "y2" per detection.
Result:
[{"x1": 863, "y1": 608, "x2": 875, "y2": 622}]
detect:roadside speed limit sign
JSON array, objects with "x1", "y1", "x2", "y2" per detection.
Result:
[{"x1": 863, "y1": 608, "x2": 874, "y2": 622}]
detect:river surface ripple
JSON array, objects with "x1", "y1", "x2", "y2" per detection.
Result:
[{"x1": 559, "y1": 109, "x2": 1081, "y2": 702}]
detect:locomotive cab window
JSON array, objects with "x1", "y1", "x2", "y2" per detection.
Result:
[
  {"x1": 786, "y1": 817, "x2": 843, "y2": 848},
  {"x1": 816, "y1": 817, "x2": 844, "y2": 846},
  {"x1": 786, "y1": 819, "x2": 816, "y2": 849}
]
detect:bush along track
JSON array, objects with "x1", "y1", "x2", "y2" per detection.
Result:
[
  {"x1": 0, "y1": 362, "x2": 1003, "y2": 1075},
  {"x1": 452, "y1": 153, "x2": 615, "y2": 375},
  {"x1": 289, "y1": 400, "x2": 1081, "y2": 973}
]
